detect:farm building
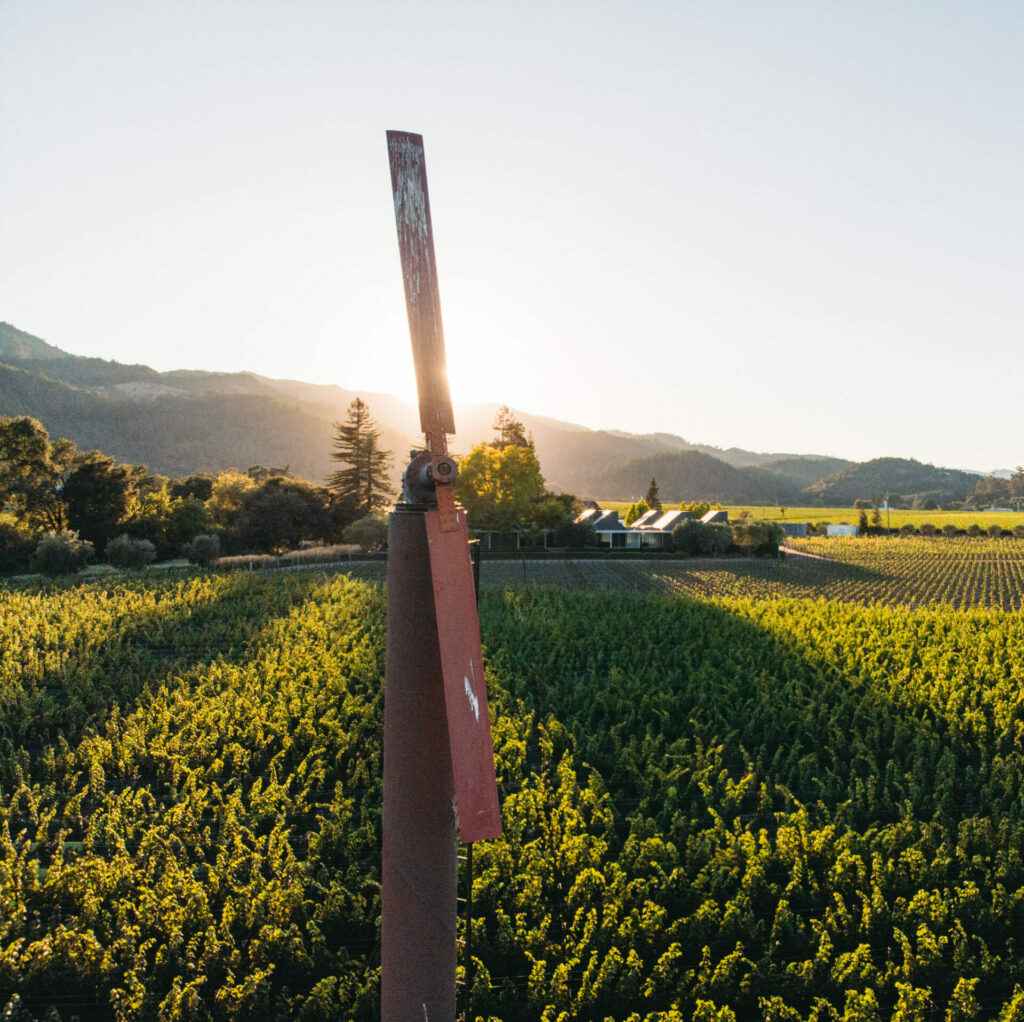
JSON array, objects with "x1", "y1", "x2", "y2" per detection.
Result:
[
  {"x1": 647, "y1": 509, "x2": 694, "y2": 532},
  {"x1": 826, "y1": 524, "x2": 859, "y2": 537},
  {"x1": 631, "y1": 507, "x2": 663, "y2": 528},
  {"x1": 572, "y1": 508, "x2": 676, "y2": 549},
  {"x1": 701, "y1": 509, "x2": 729, "y2": 524},
  {"x1": 780, "y1": 522, "x2": 809, "y2": 537}
]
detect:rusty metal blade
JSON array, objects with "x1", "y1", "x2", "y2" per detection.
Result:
[
  {"x1": 425, "y1": 506, "x2": 502, "y2": 842},
  {"x1": 387, "y1": 130, "x2": 456, "y2": 438}
]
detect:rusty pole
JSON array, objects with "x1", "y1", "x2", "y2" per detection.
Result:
[{"x1": 381, "y1": 501, "x2": 457, "y2": 1021}]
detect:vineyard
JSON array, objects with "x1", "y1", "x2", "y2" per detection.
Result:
[
  {"x1": 473, "y1": 537, "x2": 1024, "y2": 609},
  {"x1": 2, "y1": 572, "x2": 1024, "y2": 1018}
]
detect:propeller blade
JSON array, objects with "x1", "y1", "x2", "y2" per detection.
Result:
[
  {"x1": 425, "y1": 505, "x2": 502, "y2": 842},
  {"x1": 387, "y1": 129, "x2": 502, "y2": 843},
  {"x1": 387, "y1": 130, "x2": 456, "y2": 440}
]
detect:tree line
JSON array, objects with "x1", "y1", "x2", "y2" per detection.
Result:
[
  {"x1": 0, "y1": 398, "x2": 397, "y2": 575},
  {"x1": 0, "y1": 400, "x2": 585, "y2": 574}
]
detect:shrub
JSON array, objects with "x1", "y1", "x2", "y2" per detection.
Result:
[
  {"x1": 966, "y1": 524, "x2": 983, "y2": 537},
  {"x1": 704, "y1": 523, "x2": 733, "y2": 555},
  {"x1": 731, "y1": 521, "x2": 782, "y2": 557},
  {"x1": 184, "y1": 534, "x2": 221, "y2": 566},
  {"x1": 920, "y1": 523, "x2": 936, "y2": 536},
  {"x1": 672, "y1": 520, "x2": 732, "y2": 557},
  {"x1": 105, "y1": 534, "x2": 157, "y2": 570},
  {"x1": 989, "y1": 524, "x2": 1004, "y2": 538},
  {"x1": 1015, "y1": 525, "x2": 1024, "y2": 539},
  {"x1": 899, "y1": 523, "x2": 917, "y2": 536},
  {"x1": 31, "y1": 531, "x2": 95, "y2": 576},
  {"x1": 0, "y1": 519, "x2": 34, "y2": 574},
  {"x1": 343, "y1": 514, "x2": 388, "y2": 552},
  {"x1": 549, "y1": 521, "x2": 597, "y2": 549}
]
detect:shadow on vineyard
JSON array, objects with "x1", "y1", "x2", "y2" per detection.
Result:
[
  {"x1": 0, "y1": 575, "x2": 324, "y2": 777},
  {"x1": 4, "y1": 576, "x2": 1024, "y2": 1019},
  {"x1": 472, "y1": 588, "x2": 1024, "y2": 1019}
]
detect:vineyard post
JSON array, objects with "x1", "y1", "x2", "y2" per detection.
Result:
[
  {"x1": 382, "y1": 501, "x2": 457, "y2": 1019},
  {"x1": 382, "y1": 130, "x2": 502, "y2": 1022}
]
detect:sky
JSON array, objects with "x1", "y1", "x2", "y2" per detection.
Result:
[{"x1": 3, "y1": 1, "x2": 1022, "y2": 469}]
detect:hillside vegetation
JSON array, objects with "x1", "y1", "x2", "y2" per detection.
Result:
[
  {"x1": 0, "y1": 321, "x2": 852, "y2": 496},
  {"x1": 807, "y1": 457, "x2": 979, "y2": 505},
  {"x1": 591, "y1": 450, "x2": 808, "y2": 504}
]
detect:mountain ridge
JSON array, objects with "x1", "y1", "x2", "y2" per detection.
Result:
[{"x1": 0, "y1": 321, "x2": 986, "y2": 503}]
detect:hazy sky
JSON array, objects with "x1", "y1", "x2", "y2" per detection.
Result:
[{"x1": 3, "y1": 1, "x2": 1022, "y2": 468}]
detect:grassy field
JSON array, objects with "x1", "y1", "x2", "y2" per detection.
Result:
[
  {"x1": 600, "y1": 500, "x2": 1024, "y2": 530},
  {"x1": 5, "y1": 570, "x2": 1024, "y2": 1018}
]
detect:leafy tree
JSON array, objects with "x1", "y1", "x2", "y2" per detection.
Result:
[
  {"x1": 246, "y1": 464, "x2": 290, "y2": 483},
  {"x1": 673, "y1": 519, "x2": 732, "y2": 556},
  {"x1": 126, "y1": 464, "x2": 168, "y2": 499},
  {"x1": 0, "y1": 416, "x2": 78, "y2": 532},
  {"x1": 731, "y1": 520, "x2": 782, "y2": 556},
  {"x1": 529, "y1": 492, "x2": 578, "y2": 531},
  {"x1": 235, "y1": 477, "x2": 331, "y2": 553},
  {"x1": 165, "y1": 497, "x2": 214, "y2": 553},
  {"x1": 645, "y1": 477, "x2": 662, "y2": 510},
  {"x1": 681, "y1": 501, "x2": 713, "y2": 518},
  {"x1": 624, "y1": 499, "x2": 650, "y2": 525},
  {"x1": 122, "y1": 487, "x2": 172, "y2": 554},
  {"x1": 328, "y1": 399, "x2": 393, "y2": 514},
  {"x1": 170, "y1": 475, "x2": 214, "y2": 501},
  {"x1": 858, "y1": 509, "x2": 870, "y2": 533},
  {"x1": 62, "y1": 454, "x2": 133, "y2": 551},
  {"x1": 343, "y1": 513, "x2": 388, "y2": 551},
  {"x1": 0, "y1": 517, "x2": 34, "y2": 574},
  {"x1": 208, "y1": 471, "x2": 258, "y2": 530},
  {"x1": 1010, "y1": 467, "x2": 1024, "y2": 500},
  {"x1": 455, "y1": 442, "x2": 546, "y2": 531}
]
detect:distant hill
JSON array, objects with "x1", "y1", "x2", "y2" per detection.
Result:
[
  {"x1": 0, "y1": 321, "x2": 850, "y2": 493},
  {"x1": 0, "y1": 322, "x2": 67, "y2": 361},
  {"x1": 589, "y1": 450, "x2": 805, "y2": 504},
  {"x1": 805, "y1": 457, "x2": 980, "y2": 505},
  {"x1": 759, "y1": 455, "x2": 855, "y2": 487}
]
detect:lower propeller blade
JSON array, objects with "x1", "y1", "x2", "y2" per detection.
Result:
[{"x1": 425, "y1": 505, "x2": 502, "y2": 842}]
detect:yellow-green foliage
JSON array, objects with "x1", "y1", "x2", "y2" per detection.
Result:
[
  {"x1": 4, "y1": 576, "x2": 1024, "y2": 1018},
  {"x1": 599, "y1": 502, "x2": 1024, "y2": 531}
]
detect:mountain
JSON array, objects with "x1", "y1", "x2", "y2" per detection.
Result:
[
  {"x1": 758, "y1": 455, "x2": 855, "y2": 487},
  {"x1": 0, "y1": 323, "x2": 67, "y2": 361},
  {"x1": 589, "y1": 450, "x2": 805, "y2": 504},
  {"x1": 0, "y1": 321, "x2": 849, "y2": 494},
  {"x1": 805, "y1": 458, "x2": 980, "y2": 505}
]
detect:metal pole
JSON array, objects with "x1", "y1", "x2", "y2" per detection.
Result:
[{"x1": 382, "y1": 503, "x2": 457, "y2": 1021}]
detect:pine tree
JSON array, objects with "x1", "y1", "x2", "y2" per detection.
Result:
[
  {"x1": 645, "y1": 477, "x2": 662, "y2": 510},
  {"x1": 328, "y1": 399, "x2": 394, "y2": 513},
  {"x1": 492, "y1": 406, "x2": 530, "y2": 448}
]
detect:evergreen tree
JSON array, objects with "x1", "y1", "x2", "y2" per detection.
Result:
[
  {"x1": 492, "y1": 406, "x2": 530, "y2": 448},
  {"x1": 645, "y1": 477, "x2": 662, "y2": 510},
  {"x1": 328, "y1": 399, "x2": 394, "y2": 514}
]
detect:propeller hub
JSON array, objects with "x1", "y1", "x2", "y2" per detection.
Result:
[{"x1": 402, "y1": 451, "x2": 458, "y2": 505}]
